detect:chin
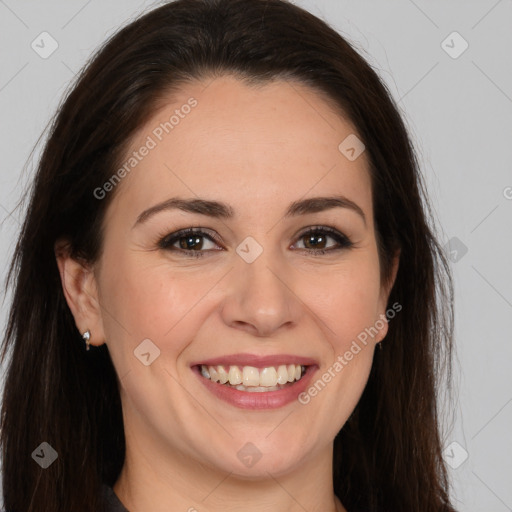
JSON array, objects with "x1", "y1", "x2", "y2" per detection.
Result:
[{"x1": 209, "y1": 441, "x2": 310, "y2": 479}]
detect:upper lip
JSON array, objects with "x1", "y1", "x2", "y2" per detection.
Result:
[{"x1": 191, "y1": 353, "x2": 318, "y2": 368}]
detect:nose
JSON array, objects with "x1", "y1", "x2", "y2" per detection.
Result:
[{"x1": 220, "y1": 247, "x2": 303, "y2": 338}]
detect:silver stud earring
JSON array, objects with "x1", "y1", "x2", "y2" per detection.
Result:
[{"x1": 82, "y1": 330, "x2": 91, "y2": 351}]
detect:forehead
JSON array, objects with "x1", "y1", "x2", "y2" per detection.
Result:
[{"x1": 109, "y1": 75, "x2": 372, "y2": 222}]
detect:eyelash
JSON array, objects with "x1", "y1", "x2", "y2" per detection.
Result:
[{"x1": 157, "y1": 226, "x2": 353, "y2": 259}]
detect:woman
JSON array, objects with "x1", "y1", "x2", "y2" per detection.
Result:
[{"x1": 0, "y1": 0, "x2": 457, "y2": 510}]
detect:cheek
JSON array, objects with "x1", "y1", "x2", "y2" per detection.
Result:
[
  {"x1": 309, "y1": 255, "x2": 381, "y2": 421},
  {"x1": 308, "y1": 255, "x2": 382, "y2": 350},
  {"x1": 304, "y1": 273, "x2": 380, "y2": 432},
  {"x1": 97, "y1": 248, "x2": 218, "y2": 360}
]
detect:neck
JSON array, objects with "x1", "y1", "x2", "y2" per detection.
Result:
[{"x1": 114, "y1": 433, "x2": 346, "y2": 512}]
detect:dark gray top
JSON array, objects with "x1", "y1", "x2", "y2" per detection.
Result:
[{"x1": 102, "y1": 484, "x2": 129, "y2": 512}]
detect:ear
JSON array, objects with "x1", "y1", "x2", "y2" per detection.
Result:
[
  {"x1": 54, "y1": 240, "x2": 106, "y2": 348},
  {"x1": 375, "y1": 248, "x2": 401, "y2": 344}
]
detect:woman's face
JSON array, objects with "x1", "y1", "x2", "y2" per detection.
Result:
[{"x1": 74, "y1": 75, "x2": 398, "y2": 478}]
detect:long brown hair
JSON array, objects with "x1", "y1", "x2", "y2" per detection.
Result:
[{"x1": 1, "y1": 0, "x2": 457, "y2": 510}]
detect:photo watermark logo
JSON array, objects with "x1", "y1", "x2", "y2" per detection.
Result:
[
  {"x1": 93, "y1": 97, "x2": 198, "y2": 200},
  {"x1": 298, "y1": 301, "x2": 402, "y2": 405}
]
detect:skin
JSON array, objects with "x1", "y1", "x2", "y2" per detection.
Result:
[{"x1": 56, "y1": 75, "x2": 399, "y2": 512}]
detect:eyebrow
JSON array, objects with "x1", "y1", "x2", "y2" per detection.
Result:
[{"x1": 133, "y1": 195, "x2": 366, "y2": 228}]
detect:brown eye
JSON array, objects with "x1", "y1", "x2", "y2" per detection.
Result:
[
  {"x1": 293, "y1": 227, "x2": 353, "y2": 255},
  {"x1": 302, "y1": 232, "x2": 329, "y2": 250},
  {"x1": 176, "y1": 234, "x2": 206, "y2": 251},
  {"x1": 158, "y1": 228, "x2": 222, "y2": 258}
]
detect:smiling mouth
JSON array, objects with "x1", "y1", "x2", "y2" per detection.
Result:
[{"x1": 196, "y1": 364, "x2": 307, "y2": 392}]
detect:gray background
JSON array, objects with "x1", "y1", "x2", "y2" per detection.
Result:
[{"x1": 0, "y1": 0, "x2": 511, "y2": 510}]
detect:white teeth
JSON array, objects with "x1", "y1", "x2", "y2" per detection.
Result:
[
  {"x1": 277, "y1": 365, "x2": 289, "y2": 385},
  {"x1": 209, "y1": 366, "x2": 218, "y2": 382},
  {"x1": 217, "y1": 365, "x2": 229, "y2": 384},
  {"x1": 260, "y1": 367, "x2": 278, "y2": 387},
  {"x1": 235, "y1": 384, "x2": 280, "y2": 392},
  {"x1": 287, "y1": 364, "x2": 295, "y2": 382},
  {"x1": 228, "y1": 366, "x2": 242, "y2": 385},
  {"x1": 200, "y1": 363, "x2": 306, "y2": 389},
  {"x1": 242, "y1": 366, "x2": 260, "y2": 386},
  {"x1": 208, "y1": 365, "x2": 229, "y2": 384}
]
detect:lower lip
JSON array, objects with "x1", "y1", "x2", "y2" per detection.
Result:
[{"x1": 193, "y1": 365, "x2": 317, "y2": 410}]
